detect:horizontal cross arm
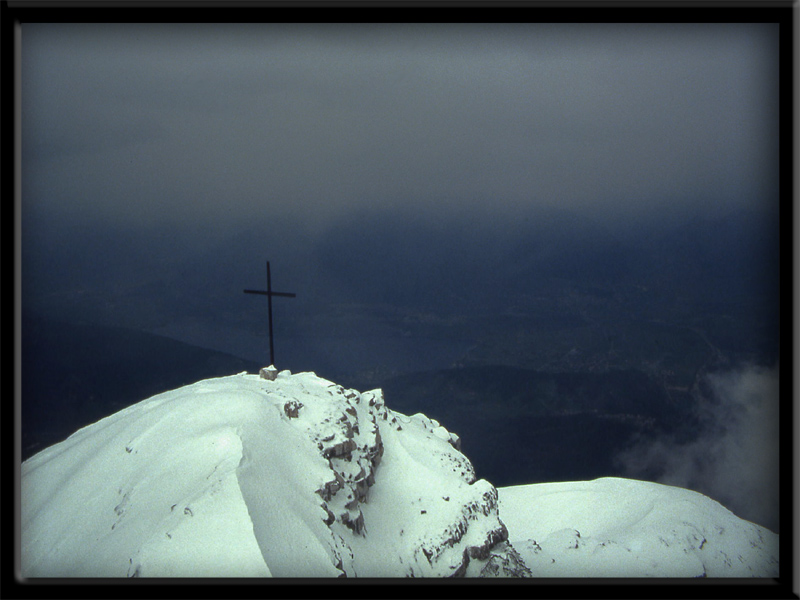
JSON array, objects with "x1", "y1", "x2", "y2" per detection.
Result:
[{"x1": 243, "y1": 289, "x2": 297, "y2": 297}]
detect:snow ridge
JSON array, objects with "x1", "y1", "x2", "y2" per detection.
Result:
[
  {"x1": 498, "y1": 478, "x2": 779, "y2": 578},
  {"x1": 253, "y1": 371, "x2": 529, "y2": 577},
  {"x1": 21, "y1": 370, "x2": 527, "y2": 578}
]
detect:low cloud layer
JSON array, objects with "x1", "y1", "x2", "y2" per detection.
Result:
[
  {"x1": 616, "y1": 364, "x2": 780, "y2": 532},
  {"x1": 22, "y1": 22, "x2": 778, "y2": 237}
]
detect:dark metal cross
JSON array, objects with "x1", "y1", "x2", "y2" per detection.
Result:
[{"x1": 243, "y1": 261, "x2": 296, "y2": 367}]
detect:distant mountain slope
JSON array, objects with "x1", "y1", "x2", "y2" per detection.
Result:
[{"x1": 21, "y1": 314, "x2": 263, "y2": 459}]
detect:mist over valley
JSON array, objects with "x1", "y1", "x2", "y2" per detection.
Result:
[{"x1": 21, "y1": 205, "x2": 781, "y2": 532}]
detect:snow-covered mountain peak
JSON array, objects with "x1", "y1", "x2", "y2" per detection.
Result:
[
  {"x1": 21, "y1": 369, "x2": 528, "y2": 578},
  {"x1": 20, "y1": 368, "x2": 779, "y2": 579}
]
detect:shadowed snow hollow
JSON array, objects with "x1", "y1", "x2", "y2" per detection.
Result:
[{"x1": 21, "y1": 370, "x2": 527, "y2": 578}]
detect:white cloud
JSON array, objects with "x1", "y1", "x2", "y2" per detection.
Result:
[{"x1": 615, "y1": 363, "x2": 779, "y2": 532}]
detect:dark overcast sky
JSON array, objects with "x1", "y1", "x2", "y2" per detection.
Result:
[{"x1": 22, "y1": 22, "x2": 779, "y2": 241}]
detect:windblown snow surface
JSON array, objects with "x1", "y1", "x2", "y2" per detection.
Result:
[
  {"x1": 499, "y1": 479, "x2": 778, "y2": 577},
  {"x1": 20, "y1": 370, "x2": 778, "y2": 578}
]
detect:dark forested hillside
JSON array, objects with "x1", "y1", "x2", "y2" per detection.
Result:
[{"x1": 381, "y1": 366, "x2": 700, "y2": 487}]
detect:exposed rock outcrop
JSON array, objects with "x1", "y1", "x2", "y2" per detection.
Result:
[
  {"x1": 259, "y1": 365, "x2": 278, "y2": 381},
  {"x1": 264, "y1": 372, "x2": 526, "y2": 576}
]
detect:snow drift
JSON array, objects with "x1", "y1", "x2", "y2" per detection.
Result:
[
  {"x1": 21, "y1": 369, "x2": 527, "y2": 578},
  {"x1": 20, "y1": 369, "x2": 778, "y2": 578},
  {"x1": 499, "y1": 478, "x2": 778, "y2": 577}
]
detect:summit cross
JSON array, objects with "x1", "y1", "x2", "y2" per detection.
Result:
[{"x1": 243, "y1": 261, "x2": 296, "y2": 367}]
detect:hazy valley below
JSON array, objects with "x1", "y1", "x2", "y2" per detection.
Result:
[
  {"x1": 21, "y1": 205, "x2": 781, "y2": 532},
  {"x1": 21, "y1": 292, "x2": 779, "y2": 532}
]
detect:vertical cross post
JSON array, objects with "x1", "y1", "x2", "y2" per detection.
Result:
[{"x1": 244, "y1": 261, "x2": 296, "y2": 366}]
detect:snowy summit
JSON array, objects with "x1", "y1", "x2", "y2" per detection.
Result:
[{"x1": 21, "y1": 369, "x2": 778, "y2": 578}]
